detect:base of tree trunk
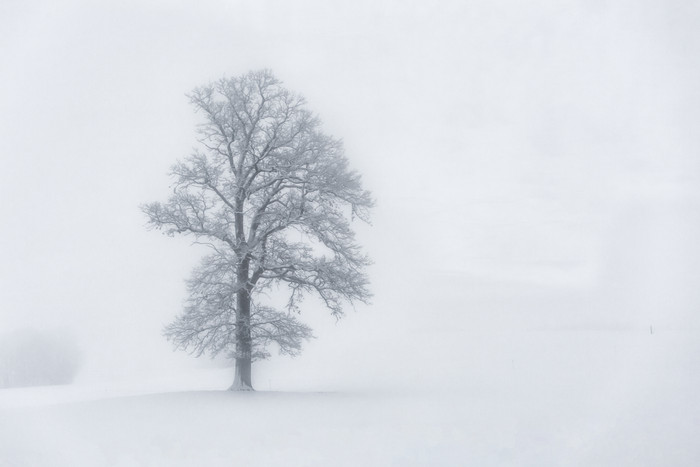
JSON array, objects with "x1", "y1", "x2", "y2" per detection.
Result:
[
  {"x1": 228, "y1": 381, "x2": 254, "y2": 391},
  {"x1": 230, "y1": 369, "x2": 254, "y2": 391}
]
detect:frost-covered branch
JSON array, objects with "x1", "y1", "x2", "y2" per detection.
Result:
[{"x1": 145, "y1": 70, "x2": 373, "y2": 389}]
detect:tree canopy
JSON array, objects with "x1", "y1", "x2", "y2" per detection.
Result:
[{"x1": 143, "y1": 70, "x2": 373, "y2": 389}]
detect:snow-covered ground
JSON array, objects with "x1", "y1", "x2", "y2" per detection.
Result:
[
  {"x1": 1, "y1": 361, "x2": 697, "y2": 466},
  {"x1": 2, "y1": 281, "x2": 699, "y2": 466}
]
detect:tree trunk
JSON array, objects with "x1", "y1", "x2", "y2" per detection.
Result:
[{"x1": 231, "y1": 263, "x2": 253, "y2": 391}]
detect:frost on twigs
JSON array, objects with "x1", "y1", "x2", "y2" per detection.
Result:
[
  {"x1": 163, "y1": 260, "x2": 315, "y2": 362},
  {"x1": 144, "y1": 69, "x2": 373, "y2": 390}
]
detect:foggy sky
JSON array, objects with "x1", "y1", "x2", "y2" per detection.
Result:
[{"x1": 1, "y1": 0, "x2": 699, "y2": 383}]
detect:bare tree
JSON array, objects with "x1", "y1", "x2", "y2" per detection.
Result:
[{"x1": 143, "y1": 70, "x2": 373, "y2": 390}]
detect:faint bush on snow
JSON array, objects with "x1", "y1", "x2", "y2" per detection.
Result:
[{"x1": 0, "y1": 329, "x2": 83, "y2": 388}]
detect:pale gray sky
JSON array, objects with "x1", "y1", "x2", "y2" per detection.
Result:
[{"x1": 1, "y1": 0, "x2": 699, "y2": 382}]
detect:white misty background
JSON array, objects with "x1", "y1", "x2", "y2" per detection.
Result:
[{"x1": 0, "y1": 0, "x2": 699, "y2": 463}]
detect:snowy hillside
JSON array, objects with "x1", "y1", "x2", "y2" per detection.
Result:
[{"x1": 2, "y1": 306, "x2": 698, "y2": 467}]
